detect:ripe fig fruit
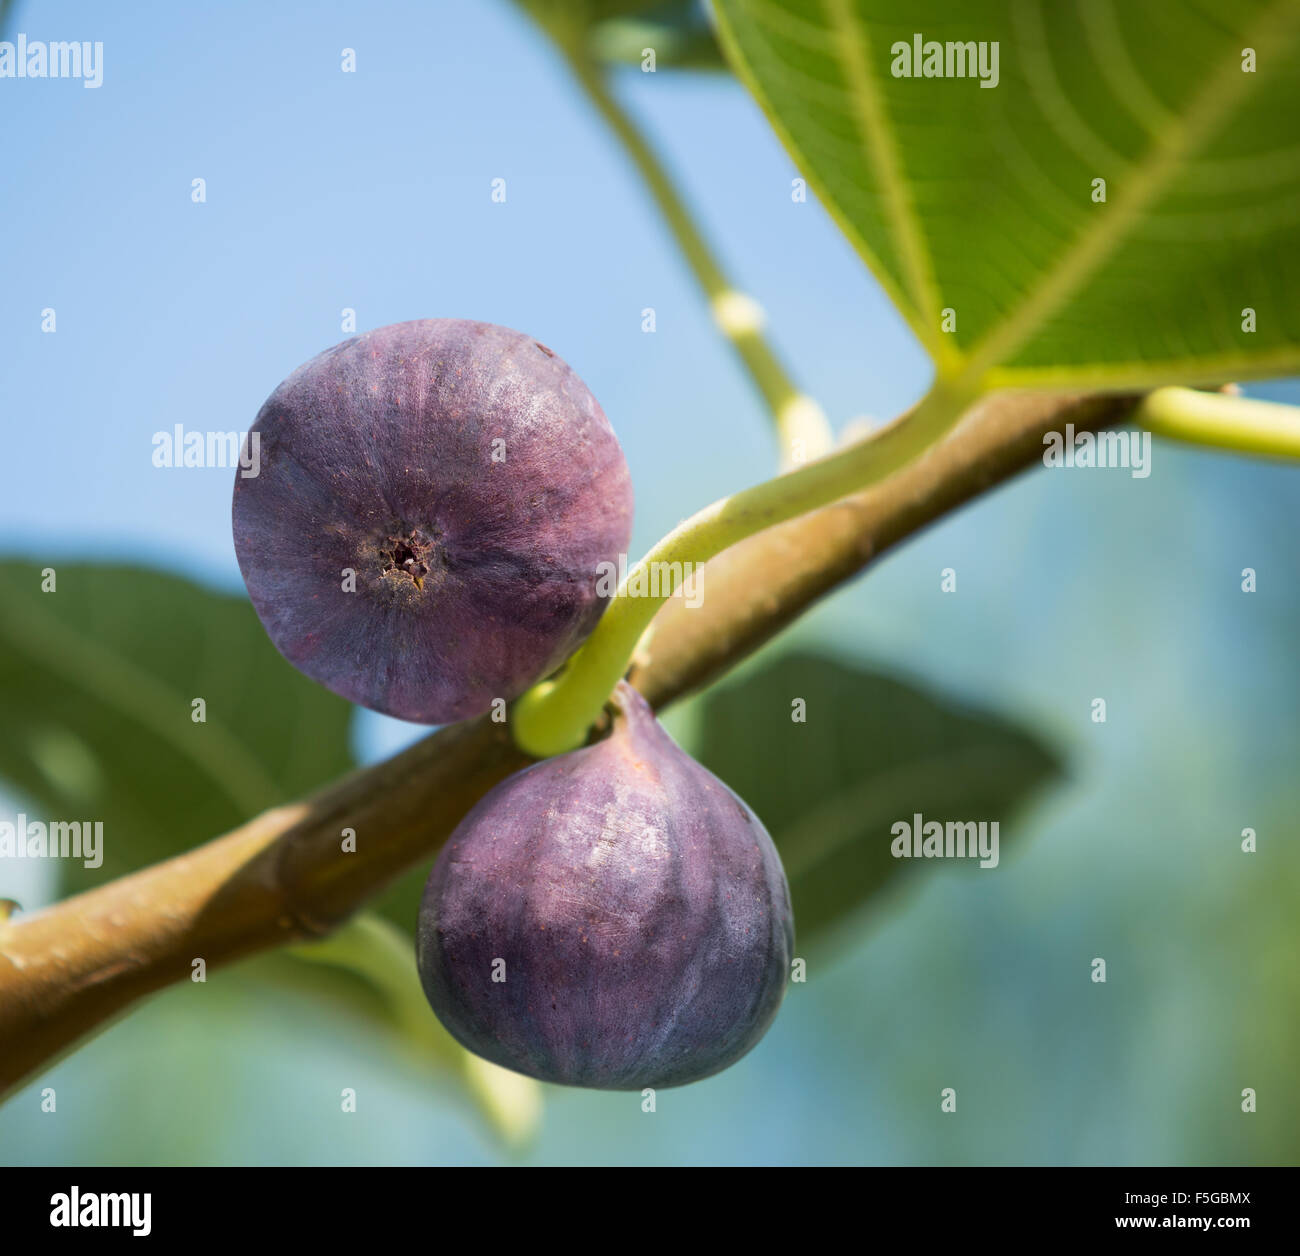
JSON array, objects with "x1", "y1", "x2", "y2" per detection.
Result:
[
  {"x1": 232, "y1": 319, "x2": 633, "y2": 723},
  {"x1": 417, "y1": 682, "x2": 794, "y2": 1089}
]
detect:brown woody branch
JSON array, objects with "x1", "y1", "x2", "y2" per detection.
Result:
[{"x1": 0, "y1": 389, "x2": 1136, "y2": 1097}]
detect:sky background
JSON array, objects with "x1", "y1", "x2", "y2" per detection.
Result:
[{"x1": 1, "y1": 0, "x2": 1297, "y2": 1165}]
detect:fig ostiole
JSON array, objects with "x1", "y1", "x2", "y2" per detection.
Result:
[
  {"x1": 417, "y1": 682, "x2": 794, "y2": 1090},
  {"x1": 232, "y1": 319, "x2": 633, "y2": 724}
]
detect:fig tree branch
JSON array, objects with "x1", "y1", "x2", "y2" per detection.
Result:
[{"x1": 0, "y1": 388, "x2": 1136, "y2": 1099}]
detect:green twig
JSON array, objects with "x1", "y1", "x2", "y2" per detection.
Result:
[
  {"x1": 1136, "y1": 386, "x2": 1300, "y2": 460},
  {"x1": 560, "y1": 42, "x2": 833, "y2": 464},
  {"x1": 512, "y1": 381, "x2": 975, "y2": 756}
]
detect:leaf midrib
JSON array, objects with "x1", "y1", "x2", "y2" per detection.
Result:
[
  {"x1": 821, "y1": 0, "x2": 947, "y2": 359},
  {"x1": 778, "y1": 741, "x2": 1047, "y2": 882},
  {"x1": 0, "y1": 568, "x2": 282, "y2": 817}
]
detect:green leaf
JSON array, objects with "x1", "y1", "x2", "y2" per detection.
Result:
[
  {"x1": 515, "y1": 0, "x2": 659, "y2": 46},
  {"x1": 517, "y1": 0, "x2": 726, "y2": 69},
  {"x1": 692, "y1": 650, "x2": 1063, "y2": 950},
  {"x1": 713, "y1": 0, "x2": 1300, "y2": 390},
  {"x1": 288, "y1": 913, "x2": 542, "y2": 1148},
  {"x1": 371, "y1": 863, "x2": 434, "y2": 942},
  {"x1": 590, "y1": 3, "x2": 729, "y2": 71},
  {"x1": 0, "y1": 560, "x2": 354, "y2": 895}
]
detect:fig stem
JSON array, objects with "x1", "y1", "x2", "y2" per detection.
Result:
[
  {"x1": 512, "y1": 380, "x2": 976, "y2": 757},
  {"x1": 1135, "y1": 386, "x2": 1300, "y2": 461},
  {"x1": 557, "y1": 39, "x2": 834, "y2": 465}
]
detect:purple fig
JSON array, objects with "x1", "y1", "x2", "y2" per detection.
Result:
[
  {"x1": 417, "y1": 682, "x2": 794, "y2": 1089},
  {"x1": 232, "y1": 319, "x2": 633, "y2": 723}
]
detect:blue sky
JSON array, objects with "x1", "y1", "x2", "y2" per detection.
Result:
[{"x1": 0, "y1": 0, "x2": 926, "y2": 581}]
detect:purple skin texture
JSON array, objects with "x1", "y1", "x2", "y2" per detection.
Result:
[
  {"x1": 417, "y1": 683, "x2": 794, "y2": 1089},
  {"x1": 232, "y1": 319, "x2": 633, "y2": 723}
]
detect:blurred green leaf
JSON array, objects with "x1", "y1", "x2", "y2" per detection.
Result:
[
  {"x1": 692, "y1": 651, "x2": 1063, "y2": 950},
  {"x1": 0, "y1": 557, "x2": 539, "y2": 1139},
  {"x1": 0, "y1": 560, "x2": 354, "y2": 895},
  {"x1": 515, "y1": 0, "x2": 658, "y2": 45},
  {"x1": 288, "y1": 913, "x2": 542, "y2": 1148},
  {"x1": 517, "y1": 0, "x2": 726, "y2": 70},
  {"x1": 713, "y1": 0, "x2": 1300, "y2": 389},
  {"x1": 371, "y1": 863, "x2": 433, "y2": 943},
  {"x1": 590, "y1": 3, "x2": 728, "y2": 71}
]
